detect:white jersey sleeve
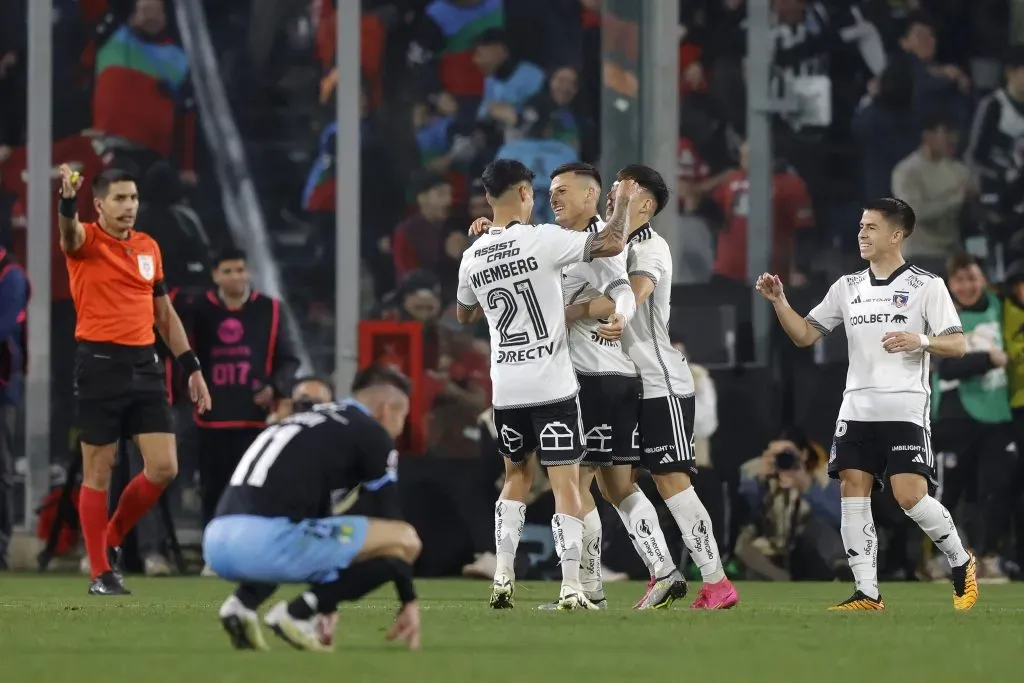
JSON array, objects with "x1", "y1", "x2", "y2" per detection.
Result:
[
  {"x1": 540, "y1": 223, "x2": 595, "y2": 268},
  {"x1": 806, "y1": 279, "x2": 846, "y2": 336},
  {"x1": 456, "y1": 254, "x2": 478, "y2": 311},
  {"x1": 628, "y1": 238, "x2": 669, "y2": 286},
  {"x1": 922, "y1": 278, "x2": 964, "y2": 336}
]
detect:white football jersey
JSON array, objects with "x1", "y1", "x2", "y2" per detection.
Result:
[
  {"x1": 806, "y1": 264, "x2": 963, "y2": 426},
  {"x1": 562, "y1": 217, "x2": 637, "y2": 376},
  {"x1": 621, "y1": 224, "x2": 695, "y2": 399},
  {"x1": 457, "y1": 221, "x2": 594, "y2": 409}
]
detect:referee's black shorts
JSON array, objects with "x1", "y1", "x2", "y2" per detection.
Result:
[{"x1": 74, "y1": 341, "x2": 174, "y2": 446}]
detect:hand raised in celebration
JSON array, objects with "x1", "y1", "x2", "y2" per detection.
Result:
[
  {"x1": 59, "y1": 163, "x2": 83, "y2": 199},
  {"x1": 614, "y1": 178, "x2": 643, "y2": 204},
  {"x1": 881, "y1": 331, "x2": 923, "y2": 354},
  {"x1": 468, "y1": 216, "x2": 492, "y2": 237},
  {"x1": 754, "y1": 272, "x2": 785, "y2": 303}
]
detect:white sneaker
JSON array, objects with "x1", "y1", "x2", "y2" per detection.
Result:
[
  {"x1": 218, "y1": 596, "x2": 269, "y2": 651},
  {"x1": 144, "y1": 554, "x2": 171, "y2": 577},
  {"x1": 264, "y1": 601, "x2": 331, "y2": 652},
  {"x1": 978, "y1": 555, "x2": 1010, "y2": 584},
  {"x1": 489, "y1": 573, "x2": 515, "y2": 609},
  {"x1": 79, "y1": 555, "x2": 91, "y2": 575},
  {"x1": 556, "y1": 584, "x2": 597, "y2": 611},
  {"x1": 462, "y1": 552, "x2": 498, "y2": 579},
  {"x1": 201, "y1": 563, "x2": 218, "y2": 578}
]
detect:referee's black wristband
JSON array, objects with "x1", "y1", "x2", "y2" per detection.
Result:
[
  {"x1": 176, "y1": 350, "x2": 202, "y2": 374},
  {"x1": 385, "y1": 557, "x2": 418, "y2": 604},
  {"x1": 58, "y1": 196, "x2": 77, "y2": 218}
]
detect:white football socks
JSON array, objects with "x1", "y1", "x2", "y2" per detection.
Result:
[
  {"x1": 494, "y1": 499, "x2": 526, "y2": 579},
  {"x1": 905, "y1": 496, "x2": 969, "y2": 568},
  {"x1": 840, "y1": 497, "x2": 879, "y2": 599},
  {"x1": 552, "y1": 513, "x2": 584, "y2": 590},
  {"x1": 664, "y1": 486, "x2": 726, "y2": 584},
  {"x1": 580, "y1": 508, "x2": 603, "y2": 592},
  {"x1": 616, "y1": 490, "x2": 674, "y2": 578}
]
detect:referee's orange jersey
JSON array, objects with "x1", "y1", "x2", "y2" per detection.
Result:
[{"x1": 64, "y1": 221, "x2": 166, "y2": 346}]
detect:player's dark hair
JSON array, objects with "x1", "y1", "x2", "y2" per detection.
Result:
[
  {"x1": 92, "y1": 168, "x2": 138, "y2": 198},
  {"x1": 946, "y1": 252, "x2": 983, "y2": 278},
  {"x1": 863, "y1": 197, "x2": 916, "y2": 237},
  {"x1": 550, "y1": 162, "x2": 602, "y2": 188},
  {"x1": 214, "y1": 247, "x2": 247, "y2": 268},
  {"x1": 351, "y1": 364, "x2": 412, "y2": 397},
  {"x1": 920, "y1": 114, "x2": 952, "y2": 133},
  {"x1": 481, "y1": 159, "x2": 535, "y2": 198},
  {"x1": 616, "y1": 164, "x2": 669, "y2": 217}
]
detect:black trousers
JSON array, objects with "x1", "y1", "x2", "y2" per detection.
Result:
[
  {"x1": 197, "y1": 427, "x2": 263, "y2": 527},
  {"x1": 933, "y1": 418, "x2": 1018, "y2": 557}
]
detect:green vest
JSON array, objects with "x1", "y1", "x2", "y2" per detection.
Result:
[
  {"x1": 1003, "y1": 295, "x2": 1024, "y2": 408},
  {"x1": 932, "y1": 291, "x2": 1012, "y2": 423}
]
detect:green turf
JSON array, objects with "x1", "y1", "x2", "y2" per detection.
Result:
[{"x1": 1, "y1": 577, "x2": 1022, "y2": 683}]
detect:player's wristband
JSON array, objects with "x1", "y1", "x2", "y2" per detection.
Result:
[
  {"x1": 919, "y1": 334, "x2": 930, "y2": 350},
  {"x1": 176, "y1": 350, "x2": 202, "y2": 374},
  {"x1": 385, "y1": 557, "x2": 418, "y2": 604},
  {"x1": 58, "y1": 196, "x2": 77, "y2": 218}
]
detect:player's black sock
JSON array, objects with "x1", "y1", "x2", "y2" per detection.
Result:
[
  {"x1": 288, "y1": 558, "x2": 414, "y2": 619},
  {"x1": 235, "y1": 582, "x2": 277, "y2": 610}
]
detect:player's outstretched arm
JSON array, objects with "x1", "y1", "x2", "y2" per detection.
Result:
[
  {"x1": 57, "y1": 163, "x2": 86, "y2": 253},
  {"x1": 755, "y1": 273, "x2": 823, "y2": 348}
]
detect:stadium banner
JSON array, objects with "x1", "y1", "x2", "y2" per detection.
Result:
[
  {"x1": 599, "y1": 0, "x2": 642, "y2": 186},
  {"x1": 358, "y1": 320, "x2": 426, "y2": 454}
]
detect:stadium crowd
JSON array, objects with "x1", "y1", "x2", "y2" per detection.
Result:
[{"x1": 1, "y1": 0, "x2": 1023, "y2": 587}]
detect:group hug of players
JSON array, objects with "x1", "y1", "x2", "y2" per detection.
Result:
[{"x1": 57, "y1": 152, "x2": 977, "y2": 654}]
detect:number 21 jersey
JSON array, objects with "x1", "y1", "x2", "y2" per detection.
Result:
[{"x1": 457, "y1": 222, "x2": 595, "y2": 409}]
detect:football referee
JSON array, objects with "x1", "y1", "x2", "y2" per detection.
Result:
[{"x1": 58, "y1": 164, "x2": 212, "y2": 595}]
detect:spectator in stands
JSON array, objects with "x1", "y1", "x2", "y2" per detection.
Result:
[
  {"x1": 683, "y1": 0, "x2": 747, "y2": 135},
  {"x1": 518, "y1": 66, "x2": 598, "y2": 163},
  {"x1": 891, "y1": 116, "x2": 971, "y2": 273},
  {"x1": 372, "y1": 270, "x2": 443, "y2": 372},
  {"x1": 392, "y1": 171, "x2": 454, "y2": 282},
  {"x1": 966, "y1": 45, "x2": 1024, "y2": 255},
  {"x1": 711, "y1": 141, "x2": 815, "y2": 284},
  {"x1": 677, "y1": 138, "x2": 722, "y2": 283},
  {"x1": 0, "y1": 247, "x2": 28, "y2": 570},
  {"x1": 736, "y1": 428, "x2": 845, "y2": 582},
  {"x1": 897, "y1": 13, "x2": 971, "y2": 128},
  {"x1": 91, "y1": 0, "x2": 197, "y2": 184},
  {"x1": 473, "y1": 29, "x2": 545, "y2": 136},
  {"x1": 135, "y1": 161, "x2": 211, "y2": 290},
  {"x1": 852, "y1": 60, "x2": 918, "y2": 201},
  {"x1": 414, "y1": 92, "x2": 476, "y2": 175},
  {"x1": 407, "y1": 0, "x2": 503, "y2": 101},
  {"x1": 466, "y1": 178, "x2": 491, "y2": 222}
]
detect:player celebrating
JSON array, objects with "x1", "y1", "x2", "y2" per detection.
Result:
[
  {"x1": 456, "y1": 159, "x2": 636, "y2": 610},
  {"x1": 58, "y1": 165, "x2": 211, "y2": 595},
  {"x1": 205, "y1": 366, "x2": 422, "y2": 651},
  {"x1": 546, "y1": 162, "x2": 679, "y2": 608},
  {"x1": 604, "y1": 165, "x2": 739, "y2": 610},
  {"x1": 756, "y1": 198, "x2": 977, "y2": 611}
]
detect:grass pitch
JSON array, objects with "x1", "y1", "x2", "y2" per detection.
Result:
[{"x1": 1, "y1": 576, "x2": 1022, "y2": 683}]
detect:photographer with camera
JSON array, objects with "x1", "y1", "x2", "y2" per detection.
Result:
[{"x1": 736, "y1": 428, "x2": 846, "y2": 581}]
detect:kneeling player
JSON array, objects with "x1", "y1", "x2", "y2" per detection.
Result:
[{"x1": 203, "y1": 367, "x2": 423, "y2": 651}]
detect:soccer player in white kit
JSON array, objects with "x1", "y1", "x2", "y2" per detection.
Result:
[
  {"x1": 602, "y1": 164, "x2": 739, "y2": 609},
  {"x1": 456, "y1": 159, "x2": 640, "y2": 610},
  {"x1": 756, "y1": 198, "x2": 979, "y2": 611}
]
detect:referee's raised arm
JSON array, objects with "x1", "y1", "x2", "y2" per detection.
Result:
[{"x1": 57, "y1": 164, "x2": 86, "y2": 254}]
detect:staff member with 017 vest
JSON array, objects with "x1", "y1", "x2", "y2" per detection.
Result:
[{"x1": 58, "y1": 164, "x2": 212, "y2": 596}]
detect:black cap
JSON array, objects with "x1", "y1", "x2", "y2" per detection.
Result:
[
  {"x1": 474, "y1": 28, "x2": 508, "y2": 48},
  {"x1": 1005, "y1": 260, "x2": 1024, "y2": 284},
  {"x1": 398, "y1": 269, "x2": 441, "y2": 297},
  {"x1": 1007, "y1": 44, "x2": 1024, "y2": 68}
]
